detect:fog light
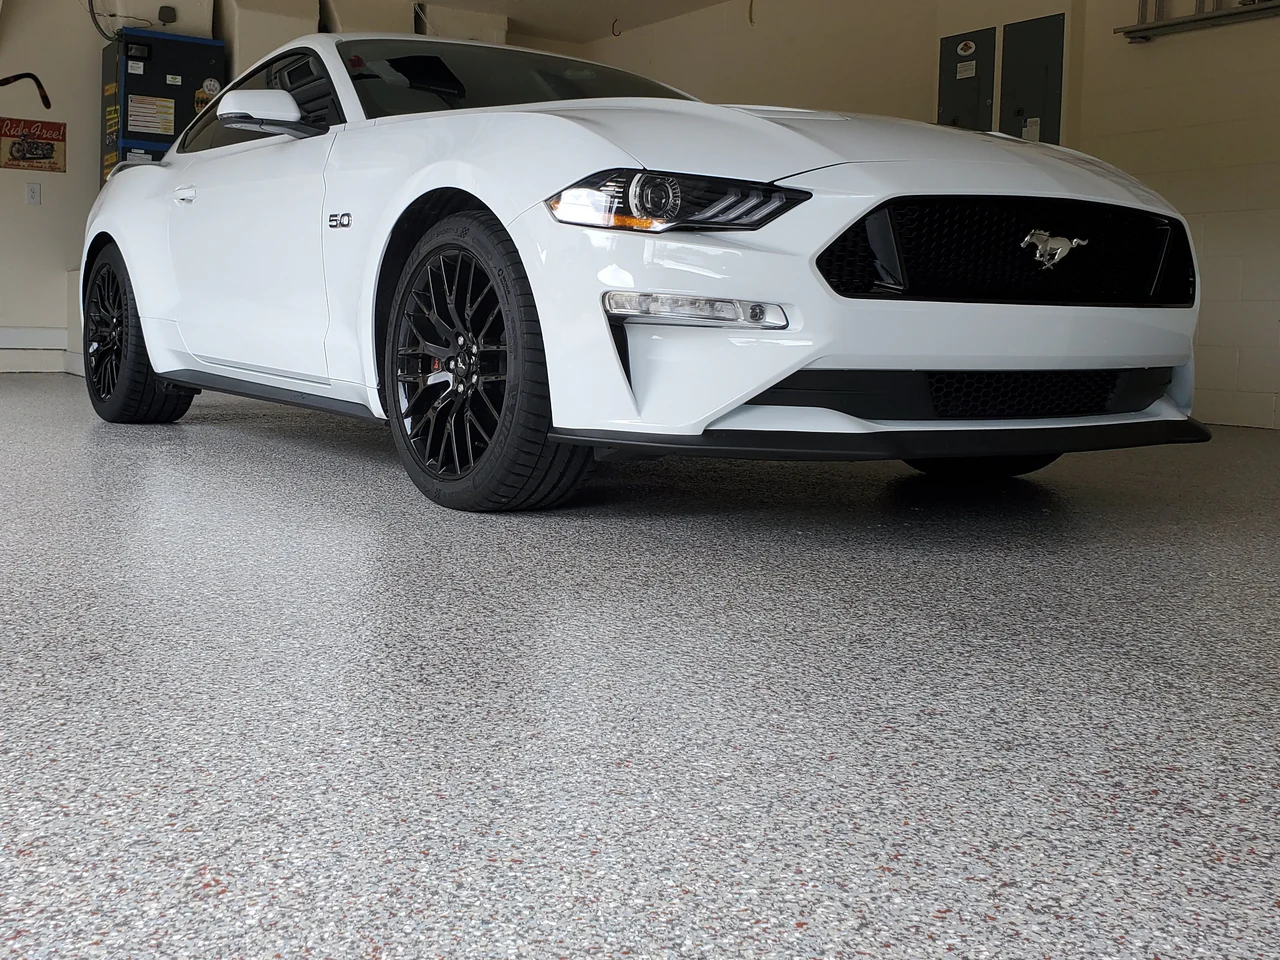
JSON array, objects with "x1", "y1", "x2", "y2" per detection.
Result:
[{"x1": 604, "y1": 292, "x2": 788, "y2": 329}]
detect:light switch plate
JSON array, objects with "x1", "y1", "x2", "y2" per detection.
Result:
[{"x1": 25, "y1": 183, "x2": 41, "y2": 205}]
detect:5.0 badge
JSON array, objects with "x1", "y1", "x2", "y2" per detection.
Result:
[{"x1": 328, "y1": 213, "x2": 353, "y2": 229}]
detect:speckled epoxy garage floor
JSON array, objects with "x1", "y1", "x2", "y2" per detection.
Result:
[{"x1": 1, "y1": 373, "x2": 1278, "y2": 959}]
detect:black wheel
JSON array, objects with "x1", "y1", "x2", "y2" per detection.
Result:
[
  {"x1": 83, "y1": 244, "x2": 193, "y2": 424},
  {"x1": 904, "y1": 454, "x2": 1062, "y2": 480},
  {"x1": 9, "y1": 140, "x2": 26, "y2": 161},
  {"x1": 384, "y1": 211, "x2": 593, "y2": 512}
]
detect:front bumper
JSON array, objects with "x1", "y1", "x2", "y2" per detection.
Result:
[
  {"x1": 552, "y1": 417, "x2": 1211, "y2": 462},
  {"x1": 508, "y1": 160, "x2": 1202, "y2": 444}
]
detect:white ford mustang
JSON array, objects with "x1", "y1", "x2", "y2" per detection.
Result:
[{"x1": 83, "y1": 33, "x2": 1209, "y2": 511}]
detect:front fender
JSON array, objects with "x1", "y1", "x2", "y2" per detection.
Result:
[
  {"x1": 82, "y1": 165, "x2": 180, "y2": 323},
  {"x1": 83, "y1": 165, "x2": 185, "y2": 330},
  {"x1": 318, "y1": 113, "x2": 640, "y2": 412}
]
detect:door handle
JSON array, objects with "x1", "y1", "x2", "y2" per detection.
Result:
[{"x1": 172, "y1": 185, "x2": 197, "y2": 204}]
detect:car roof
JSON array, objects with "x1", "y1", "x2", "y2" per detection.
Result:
[{"x1": 294, "y1": 32, "x2": 568, "y2": 58}]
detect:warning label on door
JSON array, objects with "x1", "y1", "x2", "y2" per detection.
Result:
[
  {"x1": 1, "y1": 117, "x2": 67, "y2": 173},
  {"x1": 127, "y1": 95, "x2": 175, "y2": 136}
]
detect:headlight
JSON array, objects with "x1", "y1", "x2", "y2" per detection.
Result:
[{"x1": 547, "y1": 169, "x2": 810, "y2": 233}]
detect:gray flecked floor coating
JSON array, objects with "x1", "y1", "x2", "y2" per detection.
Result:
[{"x1": 1, "y1": 372, "x2": 1277, "y2": 959}]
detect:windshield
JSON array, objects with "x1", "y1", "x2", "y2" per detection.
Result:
[{"x1": 336, "y1": 39, "x2": 693, "y2": 119}]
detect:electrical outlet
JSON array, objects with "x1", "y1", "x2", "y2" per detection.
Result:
[{"x1": 25, "y1": 183, "x2": 41, "y2": 206}]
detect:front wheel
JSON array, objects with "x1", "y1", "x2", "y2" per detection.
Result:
[
  {"x1": 83, "y1": 243, "x2": 193, "y2": 424},
  {"x1": 903, "y1": 453, "x2": 1062, "y2": 480},
  {"x1": 384, "y1": 211, "x2": 593, "y2": 512}
]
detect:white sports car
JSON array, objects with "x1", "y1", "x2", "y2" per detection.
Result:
[{"x1": 83, "y1": 33, "x2": 1209, "y2": 511}]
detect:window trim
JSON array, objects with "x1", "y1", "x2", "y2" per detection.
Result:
[{"x1": 177, "y1": 46, "x2": 347, "y2": 155}]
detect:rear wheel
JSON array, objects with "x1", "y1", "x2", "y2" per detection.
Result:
[
  {"x1": 384, "y1": 211, "x2": 593, "y2": 512},
  {"x1": 904, "y1": 453, "x2": 1062, "y2": 480},
  {"x1": 83, "y1": 244, "x2": 193, "y2": 424}
]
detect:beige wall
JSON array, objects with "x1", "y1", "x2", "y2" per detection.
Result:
[
  {"x1": 581, "y1": 0, "x2": 937, "y2": 120},
  {"x1": 322, "y1": 0, "x2": 413, "y2": 34},
  {"x1": 0, "y1": 0, "x2": 111, "y2": 372},
  {"x1": 418, "y1": 5, "x2": 508, "y2": 44},
  {"x1": 215, "y1": 0, "x2": 318, "y2": 77},
  {"x1": 108, "y1": 0, "x2": 216, "y2": 37},
  {"x1": 1078, "y1": 2, "x2": 1280, "y2": 428}
]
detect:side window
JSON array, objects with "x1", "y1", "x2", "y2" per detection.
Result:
[
  {"x1": 180, "y1": 52, "x2": 345, "y2": 154},
  {"x1": 180, "y1": 61, "x2": 271, "y2": 153}
]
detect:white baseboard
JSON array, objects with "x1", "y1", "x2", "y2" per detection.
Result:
[
  {"x1": 0, "y1": 327, "x2": 67, "y2": 350},
  {"x1": 0, "y1": 349, "x2": 66, "y2": 373},
  {"x1": 65, "y1": 350, "x2": 84, "y2": 377}
]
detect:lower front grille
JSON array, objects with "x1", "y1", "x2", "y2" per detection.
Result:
[
  {"x1": 748, "y1": 368, "x2": 1174, "y2": 421},
  {"x1": 928, "y1": 370, "x2": 1120, "y2": 419}
]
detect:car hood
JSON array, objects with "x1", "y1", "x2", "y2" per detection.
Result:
[{"x1": 512, "y1": 99, "x2": 1171, "y2": 211}]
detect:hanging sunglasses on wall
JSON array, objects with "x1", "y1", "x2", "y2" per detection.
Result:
[{"x1": 0, "y1": 73, "x2": 52, "y2": 109}]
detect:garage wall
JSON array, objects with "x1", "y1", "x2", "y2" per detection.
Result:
[
  {"x1": 1078, "y1": 3, "x2": 1280, "y2": 428},
  {"x1": 582, "y1": 0, "x2": 937, "y2": 120},
  {"x1": 322, "y1": 0, "x2": 413, "y2": 35},
  {"x1": 0, "y1": 0, "x2": 109, "y2": 372},
  {"x1": 420, "y1": 5, "x2": 508, "y2": 44},
  {"x1": 216, "y1": 0, "x2": 318, "y2": 77}
]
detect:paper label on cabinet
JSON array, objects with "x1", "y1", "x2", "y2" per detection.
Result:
[
  {"x1": 956, "y1": 60, "x2": 977, "y2": 80},
  {"x1": 127, "y1": 95, "x2": 175, "y2": 136}
]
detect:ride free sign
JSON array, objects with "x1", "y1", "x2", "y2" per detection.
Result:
[{"x1": 1, "y1": 117, "x2": 67, "y2": 173}]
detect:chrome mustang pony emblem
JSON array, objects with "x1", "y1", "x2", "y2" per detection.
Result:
[{"x1": 1022, "y1": 229, "x2": 1088, "y2": 269}]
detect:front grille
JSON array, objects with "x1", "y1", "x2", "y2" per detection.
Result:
[
  {"x1": 817, "y1": 196, "x2": 1196, "y2": 307},
  {"x1": 748, "y1": 368, "x2": 1173, "y2": 421}
]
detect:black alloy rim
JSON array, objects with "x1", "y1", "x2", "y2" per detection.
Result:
[
  {"x1": 395, "y1": 248, "x2": 508, "y2": 480},
  {"x1": 86, "y1": 263, "x2": 127, "y2": 402}
]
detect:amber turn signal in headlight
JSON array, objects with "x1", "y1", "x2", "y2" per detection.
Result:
[{"x1": 548, "y1": 169, "x2": 810, "y2": 233}]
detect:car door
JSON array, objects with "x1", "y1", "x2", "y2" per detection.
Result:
[{"x1": 167, "y1": 51, "x2": 345, "y2": 382}]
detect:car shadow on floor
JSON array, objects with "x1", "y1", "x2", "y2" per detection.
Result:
[
  {"x1": 555, "y1": 459, "x2": 1094, "y2": 554},
  {"x1": 171, "y1": 396, "x2": 1170, "y2": 540}
]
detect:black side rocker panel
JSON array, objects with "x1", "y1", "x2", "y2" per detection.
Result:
[
  {"x1": 158, "y1": 369, "x2": 383, "y2": 422},
  {"x1": 551, "y1": 418, "x2": 1212, "y2": 462}
]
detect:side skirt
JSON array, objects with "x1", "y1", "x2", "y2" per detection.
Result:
[{"x1": 159, "y1": 369, "x2": 383, "y2": 422}]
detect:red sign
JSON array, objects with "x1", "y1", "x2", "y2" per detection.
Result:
[{"x1": 0, "y1": 116, "x2": 67, "y2": 173}]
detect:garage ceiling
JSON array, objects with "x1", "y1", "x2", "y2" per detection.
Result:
[{"x1": 425, "y1": 0, "x2": 728, "y2": 43}]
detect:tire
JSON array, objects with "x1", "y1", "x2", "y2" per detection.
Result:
[
  {"x1": 9, "y1": 140, "x2": 25, "y2": 161},
  {"x1": 83, "y1": 243, "x2": 193, "y2": 424},
  {"x1": 903, "y1": 453, "x2": 1062, "y2": 480},
  {"x1": 384, "y1": 211, "x2": 594, "y2": 512}
]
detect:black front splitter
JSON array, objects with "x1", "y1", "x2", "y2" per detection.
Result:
[{"x1": 550, "y1": 418, "x2": 1212, "y2": 462}]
